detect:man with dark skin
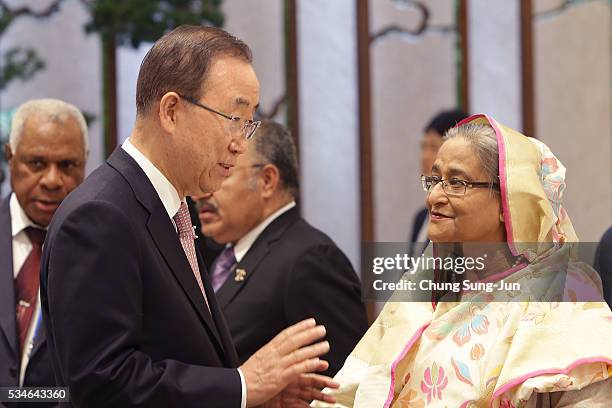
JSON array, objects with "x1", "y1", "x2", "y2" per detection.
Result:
[{"x1": 1, "y1": 98, "x2": 88, "y2": 399}]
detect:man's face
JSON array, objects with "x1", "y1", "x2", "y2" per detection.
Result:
[
  {"x1": 195, "y1": 144, "x2": 265, "y2": 244},
  {"x1": 176, "y1": 55, "x2": 260, "y2": 196},
  {"x1": 6, "y1": 115, "x2": 86, "y2": 226},
  {"x1": 420, "y1": 130, "x2": 444, "y2": 176}
]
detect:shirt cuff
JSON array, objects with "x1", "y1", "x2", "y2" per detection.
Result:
[{"x1": 237, "y1": 368, "x2": 247, "y2": 408}]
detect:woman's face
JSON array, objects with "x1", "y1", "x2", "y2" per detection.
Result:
[{"x1": 426, "y1": 137, "x2": 506, "y2": 243}]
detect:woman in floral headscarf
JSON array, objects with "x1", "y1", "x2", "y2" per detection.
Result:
[{"x1": 313, "y1": 115, "x2": 612, "y2": 407}]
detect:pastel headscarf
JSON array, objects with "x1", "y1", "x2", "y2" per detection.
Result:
[{"x1": 456, "y1": 114, "x2": 577, "y2": 260}]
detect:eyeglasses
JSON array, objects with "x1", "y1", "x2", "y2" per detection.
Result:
[
  {"x1": 421, "y1": 175, "x2": 500, "y2": 196},
  {"x1": 179, "y1": 95, "x2": 261, "y2": 140}
]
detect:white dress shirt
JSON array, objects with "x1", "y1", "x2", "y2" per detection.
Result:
[
  {"x1": 122, "y1": 139, "x2": 247, "y2": 408},
  {"x1": 10, "y1": 193, "x2": 45, "y2": 386},
  {"x1": 232, "y1": 201, "x2": 297, "y2": 263}
]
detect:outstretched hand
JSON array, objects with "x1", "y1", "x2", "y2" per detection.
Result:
[{"x1": 240, "y1": 319, "x2": 333, "y2": 407}]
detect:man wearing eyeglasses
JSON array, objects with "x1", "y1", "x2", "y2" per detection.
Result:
[{"x1": 39, "y1": 26, "x2": 337, "y2": 407}]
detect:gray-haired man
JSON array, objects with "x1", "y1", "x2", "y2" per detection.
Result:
[{"x1": 0, "y1": 98, "x2": 88, "y2": 399}]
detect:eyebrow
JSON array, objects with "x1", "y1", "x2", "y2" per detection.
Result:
[
  {"x1": 431, "y1": 164, "x2": 472, "y2": 179},
  {"x1": 234, "y1": 97, "x2": 259, "y2": 113}
]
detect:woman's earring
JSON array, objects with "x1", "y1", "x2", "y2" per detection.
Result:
[{"x1": 499, "y1": 213, "x2": 504, "y2": 223}]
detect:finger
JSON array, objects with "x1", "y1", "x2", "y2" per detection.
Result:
[
  {"x1": 282, "y1": 341, "x2": 329, "y2": 367},
  {"x1": 285, "y1": 357, "x2": 331, "y2": 383},
  {"x1": 292, "y1": 387, "x2": 337, "y2": 404},
  {"x1": 277, "y1": 318, "x2": 316, "y2": 338},
  {"x1": 276, "y1": 325, "x2": 327, "y2": 355},
  {"x1": 312, "y1": 359, "x2": 329, "y2": 373},
  {"x1": 298, "y1": 373, "x2": 340, "y2": 390}
]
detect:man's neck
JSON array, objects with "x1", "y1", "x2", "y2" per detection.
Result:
[
  {"x1": 260, "y1": 193, "x2": 294, "y2": 223},
  {"x1": 130, "y1": 127, "x2": 185, "y2": 198}
]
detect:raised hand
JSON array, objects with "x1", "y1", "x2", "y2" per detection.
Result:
[{"x1": 240, "y1": 319, "x2": 332, "y2": 407}]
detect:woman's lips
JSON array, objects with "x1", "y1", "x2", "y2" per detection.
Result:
[{"x1": 430, "y1": 211, "x2": 452, "y2": 221}]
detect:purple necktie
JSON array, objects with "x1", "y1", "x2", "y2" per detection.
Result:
[
  {"x1": 173, "y1": 202, "x2": 209, "y2": 309},
  {"x1": 211, "y1": 247, "x2": 236, "y2": 292}
]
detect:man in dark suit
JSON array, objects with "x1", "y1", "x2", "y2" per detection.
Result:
[
  {"x1": 195, "y1": 121, "x2": 369, "y2": 377},
  {"x1": 594, "y1": 226, "x2": 612, "y2": 308},
  {"x1": 40, "y1": 26, "x2": 336, "y2": 408},
  {"x1": 1, "y1": 99, "x2": 88, "y2": 406}
]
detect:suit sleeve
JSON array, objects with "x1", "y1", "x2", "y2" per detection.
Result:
[
  {"x1": 594, "y1": 227, "x2": 612, "y2": 308},
  {"x1": 283, "y1": 244, "x2": 369, "y2": 377},
  {"x1": 44, "y1": 201, "x2": 241, "y2": 408}
]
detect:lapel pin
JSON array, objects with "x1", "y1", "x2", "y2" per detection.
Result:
[{"x1": 234, "y1": 268, "x2": 247, "y2": 282}]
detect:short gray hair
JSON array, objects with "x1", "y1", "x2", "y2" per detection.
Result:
[
  {"x1": 251, "y1": 121, "x2": 299, "y2": 198},
  {"x1": 9, "y1": 98, "x2": 89, "y2": 153},
  {"x1": 444, "y1": 123, "x2": 499, "y2": 186}
]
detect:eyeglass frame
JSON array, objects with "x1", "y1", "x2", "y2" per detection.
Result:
[
  {"x1": 179, "y1": 94, "x2": 261, "y2": 140},
  {"x1": 420, "y1": 174, "x2": 500, "y2": 196}
]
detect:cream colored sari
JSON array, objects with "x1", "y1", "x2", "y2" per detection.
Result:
[{"x1": 313, "y1": 115, "x2": 612, "y2": 408}]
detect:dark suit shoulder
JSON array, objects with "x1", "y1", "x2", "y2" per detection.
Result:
[
  {"x1": 48, "y1": 163, "x2": 145, "y2": 234},
  {"x1": 275, "y1": 216, "x2": 340, "y2": 251}
]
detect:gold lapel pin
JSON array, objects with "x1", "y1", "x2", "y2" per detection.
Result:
[{"x1": 234, "y1": 268, "x2": 247, "y2": 282}]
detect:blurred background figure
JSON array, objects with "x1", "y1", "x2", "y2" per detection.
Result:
[
  {"x1": 594, "y1": 226, "x2": 612, "y2": 308},
  {"x1": 0, "y1": 98, "x2": 88, "y2": 395},
  {"x1": 408, "y1": 109, "x2": 468, "y2": 257},
  {"x1": 195, "y1": 120, "x2": 368, "y2": 376}
]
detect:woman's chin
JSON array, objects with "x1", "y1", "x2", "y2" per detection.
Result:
[{"x1": 427, "y1": 229, "x2": 455, "y2": 243}]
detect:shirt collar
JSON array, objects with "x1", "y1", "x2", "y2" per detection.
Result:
[
  {"x1": 122, "y1": 138, "x2": 182, "y2": 220},
  {"x1": 233, "y1": 201, "x2": 296, "y2": 262},
  {"x1": 9, "y1": 193, "x2": 41, "y2": 237}
]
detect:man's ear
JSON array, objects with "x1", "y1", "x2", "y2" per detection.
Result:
[
  {"x1": 4, "y1": 144, "x2": 13, "y2": 163},
  {"x1": 260, "y1": 164, "x2": 280, "y2": 199},
  {"x1": 158, "y1": 92, "x2": 181, "y2": 134}
]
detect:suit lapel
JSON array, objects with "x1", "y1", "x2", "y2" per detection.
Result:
[
  {"x1": 107, "y1": 148, "x2": 224, "y2": 352},
  {"x1": 215, "y1": 241, "x2": 271, "y2": 308},
  {"x1": 216, "y1": 207, "x2": 299, "y2": 308},
  {"x1": 0, "y1": 197, "x2": 18, "y2": 358},
  {"x1": 195, "y1": 249, "x2": 239, "y2": 367},
  {"x1": 146, "y1": 193, "x2": 224, "y2": 350}
]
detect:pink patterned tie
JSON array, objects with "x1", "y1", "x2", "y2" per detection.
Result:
[{"x1": 173, "y1": 202, "x2": 209, "y2": 310}]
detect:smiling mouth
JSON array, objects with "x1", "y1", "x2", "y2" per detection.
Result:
[{"x1": 430, "y1": 211, "x2": 452, "y2": 219}]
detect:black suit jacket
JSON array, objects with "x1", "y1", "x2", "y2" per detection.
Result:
[
  {"x1": 0, "y1": 196, "x2": 57, "y2": 408},
  {"x1": 214, "y1": 207, "x2": 368, "y2": 377},
  {"x1": 40, "y1": 149, "x2": 241, "y2": 407},
  {"x1": 594, "y1": 226, "x2": 612, "y2": 308}
]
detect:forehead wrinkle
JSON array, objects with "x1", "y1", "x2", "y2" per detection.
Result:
[{"x1": 431, "y1": 162, "x2": 473, "y2": 179}]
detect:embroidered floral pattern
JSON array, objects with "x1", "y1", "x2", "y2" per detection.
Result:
[
  {"x1": 451, "y1": 357, "x2": 473, "y2": 386},
  {"x1": 420, "y1": 362, "x2": 448, "y2": 404},
  {"x1": 470, "y1": 343, "x2": 484, "y2": 360},
  {"x1": 426, "y1": 303, "x2": 490, "y2": 347}
]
